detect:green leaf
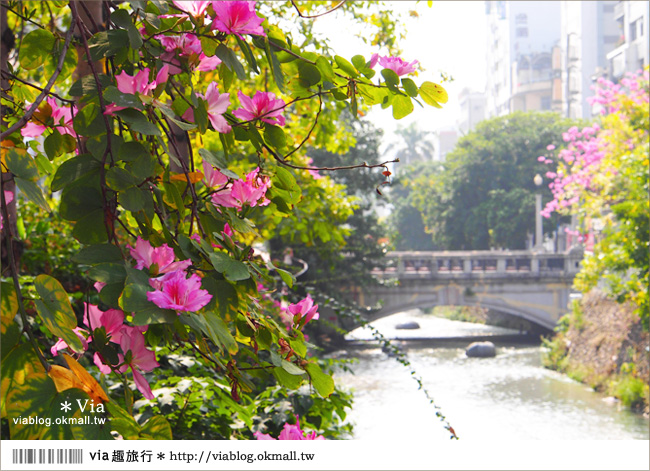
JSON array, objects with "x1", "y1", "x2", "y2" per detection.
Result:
[
  {"x1": 118, "y1": 141, "x2": 149, "y2": 162},
  {"x1": 15, "y1": 178, "x2": 50, "y2": 212},
  {"x1": 263, "y1": 40, "x2": 285, "y2": 93},
  {"x1": 419, "y1": 81, "x2": 448, "y2": 106},
  {"x1": 87, "y1": 263, "x2": 127, "y2": 284},
  {"x1": 111, "y1": 9, "x2": 143, "y2": 49},
  {"x1": 156, "y1": 105, "x2": 196, "y2": 131},
  {"x1": 19, "y1": 29, "x2": 55, "y2": 70},
  {"x1": 298, "y1": 62, "x2": 321, "y2": 88},
  {"x1": 114, "y1": 109, "x2": 161, "y2": 136},
  {"x1": 72, "y1": 243, "x2": 123, "y2": 264},
  {"x1": 381, "y1": 68, "x2": 400, "y2": 89},
  {"x1": 200, "y1": 36, "x2": 219, "y2": 57},
  {"x1": 1, "y1": 283, "x2": 20, "y2": 358},
  {"x1": 106, "y1": 166, "x2": 139, "y2": 191},
  {"x1": 263, "y1": 124, "x2": 286, "y2": 151},
  {"x1": 281, "y1": 359, "x2": 305, "y2": 375},
  {"x1": 235, "y1": 36, "x2": 259, "y2": 74},
  {"x1": 315, "y1": 56, "x2": 335, "y2": 81},
  {"x1": 6, "y1": 148, "x2": 39, "y2": 181},
  {"x1": 162, "y1": 181, "x2": 186, "y2": 218},
  {"x1": 34, "y1": 275, "x2": 83, "y2": 353},
  {"x1": 273, "y1": 367, "x2": 304, "y2": 390},
  {"x1": 334, "y1": 55, "x2": 358, "y2": 77},
  {"x1": 103, "y1": 86, "x2": 144, "y2": 110},
  {"x1": 69, "y1": 74, "x2": 112, "y2": 97},
  {"x1": 203, "y1": 311, "x2": 238, "y2": 354},
  {"x1": 215, "y1": 44, "x2": 247, "y2": 81},
  {"x1": 132, "y1": 307, "x2": 178, "y2": 326},
  {"x1": 139, "y1": 415, "x2": 172, "y2": 439},
  {"x1": 401, "y1": 78, "x2": 419, "y2": 97},
  {"x1": 88, "y1": 30, "x2": 130, "y2": 60},
  {"x1": 204, "y1": 278, "x2": 239, "y2": 319},
  {"x1": 276, "y1": 268, "x2": 295, "y2": 288},
  {"x1": 209, "y1": 252, "x2": 250, "y2": 282},
  {"x1": 274, "y1": 167, "x2": 298, "y2": 191},
  {"x1": 98, "y1": 282, "x2": 125, "y2": 308},
  {"x1": 59, "y1": 177, "x2": 103, "y2": 221},
  {"x1": 73, "y1": 104, "x2": 107, "y2": 137},
  {"x1": 305, "y1": 363, "x2": 334, "y2": 398},
  {"x1": 351, "y1": 54, "x2": 366, "y2": 70},
  {"x1": 120, "y1": 186, "x2": 146, "y2": 212},
  {"x1": 44, "y1": 130, "x2": 63, "y2": 160},
  {"x1": 51, "y1": 154, "x2": 100, "y2": 192},
  {"x1": 73, "y1": 209, "x2": 109, "y2": 244},
  {"x1": 392, "y1": 94, "x2": 414, "y2": 120}
]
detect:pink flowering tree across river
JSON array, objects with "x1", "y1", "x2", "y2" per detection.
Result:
[{"x1": 0, "y1": 1, "x2": 455, "y2": 439}]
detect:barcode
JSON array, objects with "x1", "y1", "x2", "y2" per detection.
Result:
[{"x1": 12, "y1": 449, "x2": 83, "y2": 465}]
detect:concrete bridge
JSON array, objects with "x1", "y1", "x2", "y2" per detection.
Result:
[{"x1": 349, "y1": 248, "x2": 583, "y2": 331}]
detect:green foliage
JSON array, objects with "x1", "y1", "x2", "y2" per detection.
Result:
[{"x1": 410, "y1": 112, "x2": 577, "y2": 250}]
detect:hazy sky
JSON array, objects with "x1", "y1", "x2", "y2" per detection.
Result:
[{"x1": 313, "y1": 1, "x2": 488, "y2": 150}]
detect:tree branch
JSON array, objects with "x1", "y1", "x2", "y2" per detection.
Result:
[
  {"x1": 291, "y1": 0, "x2": 347, "y2": 19},
  {"x1": 0, "y1": 21, "x2": 74, "y2": 141}
]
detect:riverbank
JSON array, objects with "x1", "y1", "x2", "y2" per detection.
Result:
[{"x1": 542, "y1": 289, "x2": 650, "y2": 416}]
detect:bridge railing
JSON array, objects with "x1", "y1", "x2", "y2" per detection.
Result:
[{"x1": 372, "y1": 249, "x2": 582, "y2": 279}]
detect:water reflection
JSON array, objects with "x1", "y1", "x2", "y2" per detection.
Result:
[{"x1": 333, "y1": 310, "x2": 649, "y2": 440}]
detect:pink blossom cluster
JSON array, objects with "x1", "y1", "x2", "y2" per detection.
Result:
[
  {"x1": 209, "y1": 166, "x2": 271, "y2": 210},
  {"x1": 254, "y1": 417, "x2": 324, "y2": 440},
  {"x1": 377, "y1": 55, "x2": 419, "y2": 76},
  {"x1": 279, "y1": 294, "x2": 319, "y2": 331},
  {"x1": 169, "y1": 1, "x2": 266, "y2": 38},
  {"x1": 156, "y1": 33, "x2": 222, "y2": 74},
  {"x1": 51, "y1": 303, "x2": 159, "y2": 399},
  {"x1": 233, "y1": 91, "x2": 286, "y2": 126},
  {"x1": 128, "y1": 237, "x2": 212, "y2": 313},
  {"x1": 21, "y1": 98, "x2": 77, "y2": 138},
  {"x1": 541, "y1": 69, "x2": 648, "y2": 219}
]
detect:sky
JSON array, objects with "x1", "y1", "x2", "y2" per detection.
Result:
[{"x1": 312, "y1": 1, "x2": 488, "y2": 152}]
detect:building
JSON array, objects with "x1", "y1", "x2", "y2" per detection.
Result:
[
  {"x1": 606, "y1": 1, "x2": 649, "y2": 80},
  {"x1": 434, "y1": 127, "x2": 459, "y2": 161},
  {"x1": 484, "y1": 1, "x2": 561, "y2": 118},
  {"x1": 458, "y1": 89, "x2": 486, "y2": 135},
  {"x1": 560, "y1": 1, "x2": 619, "y2": 119}
]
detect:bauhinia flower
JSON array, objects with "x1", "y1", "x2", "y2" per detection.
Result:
[
  {"x1": 285, "y1": 294, "x2": 319, "y2": 329},
  {"x1": 83, "y1": 303, "x2": 126, "y2": 343},
  {"x1": 254, "y1": 417, "x2": 324, "y2": 440},
  {"x1": 156, "y1": 33, "x2": 222, "y2": 74},
  {"x1": 211, "y1": 1, "x2": 266, "y2": 39},
  {"x1": 172, "y1": 0, "x2": 210, "y2": 18},
  {"x1": 129, "y1": 237, "x2": 192, "y2": 276},
  {"x1": 21, "y1": 98, "x2": 77, "y2": 138},
  {"x1": 202, "y1": 160, "x2": 230, "y2": 188},
  {"x1": 233, "y1": 91, "x2": 286, "y2": 126},
  {"x1": 183, "y1": 82, "x2": 231, "y2": 133},
  {"x1": 210, "y1": 167, "x2": 270, "y2": 210},
  {"x1": 50, "y1": 327, "x2": 89, "y2": 357},
  {"x1": 105, "y1": 66, "x2": 169, "y2": 114},
  {"x1": 379, "y1": 55, "x2": 418, "y2": 76},
  {"x1": 119, "y1": 327, "x2": 159, "y2": 400},
  {"x1": 147, "y1": 270, "x2": 212, "y2": 312}
]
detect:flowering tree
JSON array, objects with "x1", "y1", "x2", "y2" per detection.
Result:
[
  {"x1": 542, "y1": 68, "x2": 649, "y2": 329},
  {"x1": 0, "y1": 1, "x2": 449, "y2": 439}
]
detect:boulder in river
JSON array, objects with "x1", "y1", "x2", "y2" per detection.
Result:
[
  {"x1": 395, "y1": 321, "x2": 420, "y2": 330},
  {"x1": 466, "y1": 341, "x2": 496, "y2": 358}
]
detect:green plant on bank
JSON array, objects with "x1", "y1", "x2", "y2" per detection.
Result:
[
  {"x1": 1, "y1": 0, "x2": 456, "y2": 441},
  {"x1": 429, "y1": 306, "x2": 485, "y2": 324}
]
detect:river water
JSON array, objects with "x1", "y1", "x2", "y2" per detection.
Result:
[{"x1": 331, "y1": 310, "x2": 650, "y2": 440}]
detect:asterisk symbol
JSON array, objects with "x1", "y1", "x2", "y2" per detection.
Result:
[
  {"x1": 157, "y1": 453, "x2": 165, "y2": 461},
  {"x1": 60, "y1": 401, "x2": 72, "y2": 412}
]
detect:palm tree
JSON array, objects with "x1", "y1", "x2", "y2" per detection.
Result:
[{"x1": 385, "y1": 122, "x2": 436, "y2": 171}]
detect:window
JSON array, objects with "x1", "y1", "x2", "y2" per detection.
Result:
[
  {"x1": 516, "y1": 13, "x2": 527, "y2": 24},
  {"x1": 516, "y1": 27, "x2": 528, "y2": 38},
  {"x1": 630, "y1": 21, "x2": 637, "y2": 41},
  {"x1": 541, "y1": 96, "x2": 551, "y2": 110}
]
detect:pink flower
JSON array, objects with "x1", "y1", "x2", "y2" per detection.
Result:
[
  {"x1": 546, "y1": 144, "x2": 556, "y2": 151},
  {"x1": 50, "y1": 327, "x2": 89, "y2": 356},
  {"x1": 378, "y1": 56, "x2": 418, "y2": 76},
  {"x1": 172, "y1": 1, "x2": 210, "y2": 18},
  {"x1": 83, "y1": 303, "x2": 125, "y2": 343},
  {"x1": 233, "y1": 91, "x2": 286, "y2": 126},
  {"x1": 105, "y1": 66, "x2": 169, "y2": 114},
  {"x1": 129, "y1": 237, "x2": 192, "y2": 275},
  {"x1": 156, "y1": 33, "x2": 221, "y2": 74},
  {"x1": 286, "y1": 295, "x2": 319, "y2": 329},
  {"x1": 254, "y1": 417, "x2": 324, "y2": 440},
  {"x1": 202, "y1": 161, "x2": 230, "y2": 188},
  {"x1": 368, "y1": 53, "x2": 379, "y2": 69},
  {"x1": 146, "y1": 271, "x2": 212, "y2": 312},
  {"x1": 211, "y1": 1, "x2": 266, "y2": 38},
  {"x1": 183, "y1": 82, "x2": 231, "y2": 133},
  {"x1": 119, "y1": 328, "x2": 159, "y2": 400},
  {"x1": 210, "y1": 167, "x2": 270, "y2": 210},
  {"x1": 21, "y1": 98, "x2": 76, "y2": 138}
]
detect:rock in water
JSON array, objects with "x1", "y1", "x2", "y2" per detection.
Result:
[
  {"x1": 395, "y1": 321, "x2": 420, "y2": 330},
  {"x1": 466, "y1": 341, "x2": 496, "y2": 358}
]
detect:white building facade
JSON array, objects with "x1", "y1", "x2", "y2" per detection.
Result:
[{"x1": 606, "y1": 1, "x2": 649, "y2": 79}]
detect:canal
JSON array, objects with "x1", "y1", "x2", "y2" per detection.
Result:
[{"x1": 331, "y1": 309, "x2": 650, "y2": 440}]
